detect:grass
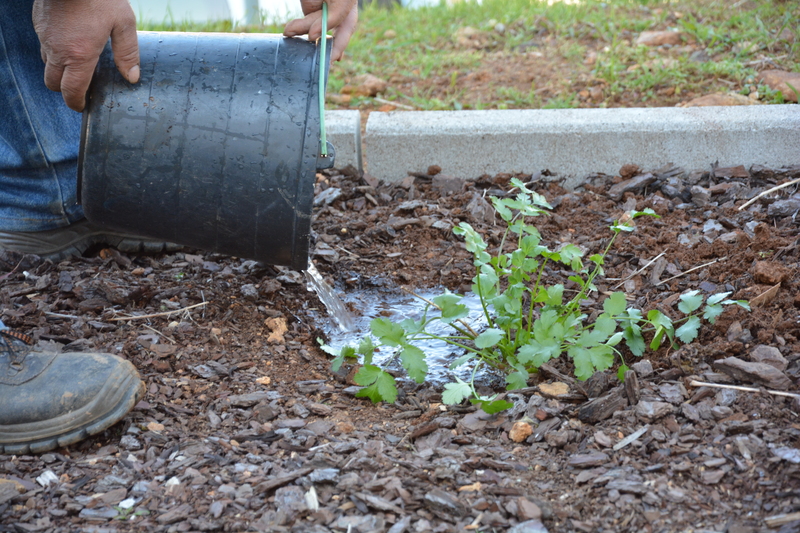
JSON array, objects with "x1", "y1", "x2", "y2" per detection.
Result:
[{"x1": 139, "y1": 0, "x2": 799, "y2": 110}]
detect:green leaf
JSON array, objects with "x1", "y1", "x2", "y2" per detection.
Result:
[
  {"x1": 593, "y1": 315, "x2": 618, "y2": 338},
  {"x1": 570, "y1": 344, "x2": 615, "y2": 381},
  {"x1": 623, "y1": 324, "x2": 646, "y2": 356},
  {"x1": 603, "y1": 292, "x2": 628, "y2": 316},
  {"x1": 506, "y1": 370, "x2": 528, "y2": 390},
  {"x1": 353, "y1": 365, "x2": 398, "y2": 403},
  {"x1": 370, "y1": 318, "x2": 405, "y2": 347},
  {"x1": 475, "y1": 328, "x2": 505, "y2": 349},
  {"x1": 706, "y1": 292, "x2": 732, "y2": 305},
  {"x1": 331, "y1": 345, "x2": 357, "y2": 372},
  {"x1": 471, "y1": 398, "x2": 514, "y2": 414},
  {"x1": 617, "y1": 364, "x2": 630, "y2": 382},
  {"x1": 676, "y1": 316, "x2": 701, "y2": 343},
  {"x1": 631, "y1": 208, "x2": 660, "y2": 219},
  {"x1": 433, "y1": 293, "x2": 469, "y2": 323},
  {"x1": 702, "y1": 303, "x2": 724, "y2": 324},
  {"x1": 357, "y1": 337, "x2": 375, "y2": 357},
  {"x1": 442, "y1": 378, "x2": 472, "y2": 405},
  {"x1": 678, "y1": 290, "x2": 703, "y2": 314},
  {"x1": 399, "y1": 344, "x2": 428, "y2": 383},
  {"x1": 558, "y1": 244, "x2": 585, "y2": 271}
]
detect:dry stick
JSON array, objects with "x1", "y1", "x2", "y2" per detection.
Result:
[
  {"x1": 141, "y1": 323, "x2": 176, "y2": 344},
  {"x1": 738, "y1": 177, "x2": 800, "y2": 211},
  {"x1": 689, "y1": 379, "x2": 800, "y2": 400},
  {"x1": 655, "y1": 256, "x2": 727, "y2": 286},
  {"x1": 373, "y1": 96, "x2": 416, "y2": 110},
  {"x1": 611, "y1": 252, "x2": 666, "y2": 290},
  {"x1": 108, "y1": 301, "x2": 209, "y2": 322},
  {"x1": 612, "y1": 424, "x2": 650, "y2": 451}
]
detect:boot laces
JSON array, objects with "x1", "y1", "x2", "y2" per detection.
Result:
[{"x1": 0, "y1": 330, "x2": 33, "y2": 369}]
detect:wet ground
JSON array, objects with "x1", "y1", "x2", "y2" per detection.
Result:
[{"x1": 1, "y1": 162, "x2": 799, "y2": 532}]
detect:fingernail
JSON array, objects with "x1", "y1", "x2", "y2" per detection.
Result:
[{"x1": 127, "y1": 65, "x2": 140, "y2": 84}]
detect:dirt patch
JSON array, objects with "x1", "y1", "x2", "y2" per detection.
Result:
[{"x1": 1, "y1": 163, "x2": 799, "y2": 532}]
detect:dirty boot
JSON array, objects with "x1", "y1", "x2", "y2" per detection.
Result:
[
  {"x1": 0, "y1": 219, "x2": 181, "y2": 262},
  {"x1": 0, "y1": 333, "x2": 144, "y2": 454}
]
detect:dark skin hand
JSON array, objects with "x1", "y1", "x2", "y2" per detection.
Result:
[{"x1": 33, "y1": 0, "x2": 356, "y2": 111}]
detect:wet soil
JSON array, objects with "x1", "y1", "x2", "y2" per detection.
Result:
[{"x1": 1, "y1": 162, "x2": 800, "y2": 533}]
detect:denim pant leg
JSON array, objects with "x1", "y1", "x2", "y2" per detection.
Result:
[{"x1": 0, "y1": 0, "x2": 84, "y2": 232}]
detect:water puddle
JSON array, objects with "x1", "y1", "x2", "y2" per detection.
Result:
[{"x1": 306, "y1": 271, "x2": 492, "y2": 386}]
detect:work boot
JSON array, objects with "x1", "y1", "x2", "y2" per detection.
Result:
[
  {"x1": 0, "y1": 336, "x2": 145, "y2": 454},
  {"x1": 0, "y1": 219, "x2": 181, "y2": 262}
]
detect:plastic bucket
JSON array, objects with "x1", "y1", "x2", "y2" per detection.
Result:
[{"x1": 79, "y1": 31, "x2": 333, "y2": 271}]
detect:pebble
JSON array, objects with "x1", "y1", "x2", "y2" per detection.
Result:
[
  {"x1": 508, "y1": 519, "x2": 550, "y2": 533},
  {"x1": 713, "y1": 356, "x2": 792, "y2": 390},
  {"x1": 750, "y1": 345, "x2": 788, "y2": 371},
  {"x1": 632, "y1": 360, "x2": 654, "y2": 378},
  {"x1": 635, "y1": 401, "x2": 674, "y2": 423}
]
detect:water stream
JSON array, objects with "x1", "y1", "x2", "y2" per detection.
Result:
[{"x1": 304, "y1": 264, "x2": 492, "y2": 386}]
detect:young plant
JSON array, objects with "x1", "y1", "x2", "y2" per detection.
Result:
[{"x1": 328, "y1": 178, "x2": 749, "y2": 412}]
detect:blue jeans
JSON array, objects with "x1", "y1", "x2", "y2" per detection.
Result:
[{"x1": 0, "y1": 0, "x2": 84, "y2": 232}]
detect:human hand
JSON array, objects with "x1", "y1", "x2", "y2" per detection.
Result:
[
  {"x1": 32, "y1": 0, "x2": 140, "y2": 112},
  {"x1": 284, "y1": 0, "x2": 358, "y2": 61}
]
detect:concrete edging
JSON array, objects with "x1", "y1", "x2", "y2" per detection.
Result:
[{"x1": 358, "y1": 105, "x2": 800, "y2": 188}]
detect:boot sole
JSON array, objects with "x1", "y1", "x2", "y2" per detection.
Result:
[{"x1": 0, "y1": 370, "x2": 144, "y2": 455}]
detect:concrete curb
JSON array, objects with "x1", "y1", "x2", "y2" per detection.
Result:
[
  {"x1": 325, "y1": 110, "x2": 362, "y2": 173},
  {"x1": 359, "y1": 105, "x2": 799, "y2": 188}
]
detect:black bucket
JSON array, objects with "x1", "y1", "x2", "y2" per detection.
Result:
[{"x1": 78, "y1": 31, "x2": 334, "y2": 271}]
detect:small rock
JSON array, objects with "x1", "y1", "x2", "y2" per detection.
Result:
[
  {"x1": 711, "y1": 406, "x2": 734, "y2": 420},
  {"x1": 508, "y1": 519, "x2": 549, "y2": 533},
  {"x1": 607, "y1": 173, "x2": 657, "y2": 201},
  {"x1": 632, "y1": 360, "x2": 654, "y2": 378},
  {"x1": 753, "y1": 261, "x2": 792, "y2": 285},
  {"x1": 423, "y1": 488, "x2": 468, "y2": 518},
  {"x1": 681, "y1": 93, "x2": 761, "y2": 107},
  {"x1": 567, "y1": 452, "x2": 609, "y2": 468},
  {"x1": 759, "y1": 70, "x2": 800, "y2": 102},
  {"x1": 240, "y1": 283, "x2": 258, "y2": 300},
  {"x1": 713, "y1": 357, "x2": 792, "y2": 390},
  {"x1": 348, "y1": 74, "x2": 388, "y2": 97},
  {"x1": 767, "y1": 197, "x2": 800, "y2": 217},
  {"x1": 772, "y1": 446, "x2": 800, "y2": 464},
  {"x1": 509, "y1": 421, "x2": 533, "y2": 443},
  {"x1": 750, "y1": 345, "x2": 788, "y2": 371},
  {"x1": 516, "y1": 497, "x2": 543, "y2": 521},
  {"x1": 635, "y1": 30, "x2": 682, "y2": 46},
  {"x1": 431, "y1": 175, "x2": 464, "y2": 195},
  {"x1": 726, "y1": 321, "x2": 753, "y2": 343},
  {"x1": 701, "y1": 468, "x2": 728, "y2": 484},
  {"x1": 635, "y1": 400, "x2": 674, "y2": 423},
  {"x1": 657, "y1": 383, "x2": 685, "y2": 404},
  {"x1": 715, "y1": 388, "x2": 738, "y2": 407},
  {"x1": 691, "y1": 185, "x2": 711, "y2": 206}
]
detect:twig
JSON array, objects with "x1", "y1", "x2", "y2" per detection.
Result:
[
  {"x1": 612, "y1": 425, "x2": 650, "y2": 451},
  {"x1": 108, "y1": 301, "x2": 209, "y2": 322},
  {"x1": 44, "y1": 311, "x2": 82, "y2": 319},
  {"x1": 655, "y1": 257, "x2": 727, "y2": 286},
  {"x1": 373, "y1": 96, "x2": 416, "y2": 110},
  {"x1": 689, "y1": 379, "x2": 800, "y2": 399},
  {"x1": 611, "y1": 252, "x2": 666, "y2": 290},
  {"x1": 738, "y1": 177, "x2": 800, "y2": 211},
  {"x1": 141, "y1": 323, "x2": 176, "y2": 344}
]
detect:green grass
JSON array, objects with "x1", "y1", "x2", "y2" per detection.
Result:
[{"x1": 139, "y1": 0, "x2": 799, "y2": 110}]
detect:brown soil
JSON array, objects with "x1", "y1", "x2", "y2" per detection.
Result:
[{"x1": 1, "y1": 163, "x2": 800, "y2": 532}]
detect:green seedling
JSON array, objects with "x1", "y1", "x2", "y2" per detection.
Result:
[{"x1": 327, "y1": 178, "x2": 749, "y2": 413}]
